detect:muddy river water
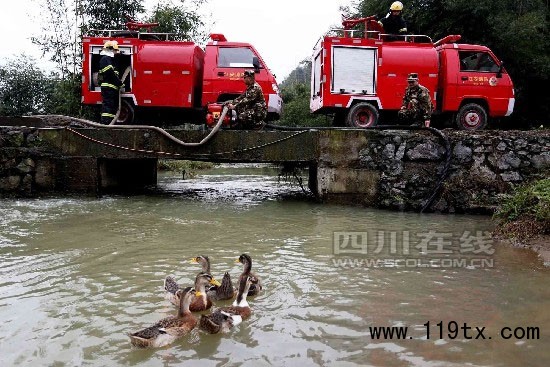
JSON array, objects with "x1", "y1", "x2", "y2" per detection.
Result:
[{"x1": 0, "y1": 165, "x2": 548, "y2": 366}]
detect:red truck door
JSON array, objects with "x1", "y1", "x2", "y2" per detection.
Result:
[
  {"x1": 203, "y1": 45, "x2": 271, "y2": 104},
  {"x1": 455, "y1": 49, "x2": 514, "y2": 116},
  {"x1": 441, "y1": 47, "x2": 514, "y2": 129}
]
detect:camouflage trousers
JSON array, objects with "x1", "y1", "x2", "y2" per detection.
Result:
[
  {"x1": 235, "y1": 103, "x2": 267, "y2": 129},
  {"x1": 398, "y1": 108, "x2": 424, "y2": 127}
]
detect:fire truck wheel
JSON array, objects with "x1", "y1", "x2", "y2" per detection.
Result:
[
  {"x1": 346, "y1": 103, "x2": 379, "y2": 128},
  {"x1": 117, "y1": 100, "x2": 135, "y2": 125},
  {"x1": 456, "y1": 103, "x2": 487, "y2": 130}
]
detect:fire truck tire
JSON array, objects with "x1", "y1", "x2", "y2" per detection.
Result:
[
  {"x1": 346, "y1": 103, "x2": 379, "y2": 128},
  {"x1": 117, "y1": 100, "x2": 135, "y2": 125},
  {"x1": 456, "y1": 103, "x2": 487, "y2": 130}
]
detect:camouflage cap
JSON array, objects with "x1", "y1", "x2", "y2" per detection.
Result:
[
  {"x1": 407, "y1": 73, "x2": 419, "y2": 81},
  {"x1": 243, "y1": 70, "x2": 255, "y2": 77}
]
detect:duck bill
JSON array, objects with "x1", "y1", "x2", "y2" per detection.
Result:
[
  {"x1": 210, "y1": 279, "x2": 221, "y2": 287},
  {"x1": 195, "y1": 291, "x2": 202, "y2": 297},
  {"x1": 189, "y1": 257, "x2": 199, "y2": 264}
]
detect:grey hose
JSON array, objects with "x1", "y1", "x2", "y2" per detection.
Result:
[
  {"x1": 110, "y1": 66, "x2": 132, "y2": 125},
  {"x1": 32, "y1": 106, "x2": 228, "y2": 147}
]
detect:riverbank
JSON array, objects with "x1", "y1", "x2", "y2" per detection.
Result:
[
  {"x1": 494, "y1": 230, "x2": 550, "y2": 266},
  {"x1": 492, "y1": 178, "x2": 549, "y2": 265}
]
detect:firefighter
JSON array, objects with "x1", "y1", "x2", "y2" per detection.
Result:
[
  {"x1": 378, "y1": 1, "x2": 408, "y2": 36},
  {"x1": 99, "y1": 40, "x2": 124, "y2": 124},
  {"x1": 398, "y1": 73, "x2": 433, "y2": 127},
  {"x1": 226, "y1": 70, "x2": 267, "y2": 129}
]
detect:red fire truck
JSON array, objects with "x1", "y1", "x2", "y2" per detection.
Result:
[
  {"x1": 81, "y1": 21, "x2": 282, "y2": 125},
  {"x1": 310, "y1": 17, "x2": 515, "y2": 130}
]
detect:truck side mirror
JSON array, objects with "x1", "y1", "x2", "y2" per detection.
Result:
[
  {"x1": 497, "y1": 61, "x2": 504, "y2": 78},
  {"x1": 252, "y1": 56, "x2": 261, "y2": 72}
]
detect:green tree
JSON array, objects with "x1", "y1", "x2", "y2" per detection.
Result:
[
  {"x1": 148, "y1": 0, "x2": 210, "y2": 43},
  {"x1": 279, "y1": 60, "x2": 329, "y2": 127},
  {"x1": 0, "y1": 56, "x2": 53, "y2": 116},
  {"x1": 83, "y1": 0, "x2": 145, "y2": 31}
]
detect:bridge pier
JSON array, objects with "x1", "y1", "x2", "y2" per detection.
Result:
[
  {"x1": 53, "y1": 157, "x2": 157, "y2": 194},
  {"x1": 98, "y1": 158, "x2": 158, "y2": 192}
]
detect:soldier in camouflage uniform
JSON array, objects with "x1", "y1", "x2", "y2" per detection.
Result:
[
  {"x1": 227, "y1": 70, "x2": 267, "y2": 129},
  {"x1": 398, "y1": 73, "x2": 433, "y2": 127}
]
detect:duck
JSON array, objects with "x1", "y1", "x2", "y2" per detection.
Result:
[
  {"x1": 162, "y1": 256, "x2": 211, "y2": 300},
  {"x1": 189, "y1": 272, "x2": 220, "y2": 312},
  {"x1": 191, "y1": 255, "x2": 235, "y2": 301},
  {"x1": 129, "y1": 287, "x2": 197, "y2": 348},
  {"x1": 163, "y1": 256, "x2": 211, "y2": 304},
  {"x1": 199, "y1": 275, "x2": 253, "y2": 334},
  {"x1": 164, "y1": 272, "x2": 220, "y2": 309},
  {"x1": 237, "y1": 253, "x2": 262, "y2": 297}
]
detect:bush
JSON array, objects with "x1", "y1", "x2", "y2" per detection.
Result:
[
  {"x1": 494, "y1": 179, "x2": 550, "y2": 222},
  {"x1": 157, "y1": 159, "x2": 214, "y2": 172}
]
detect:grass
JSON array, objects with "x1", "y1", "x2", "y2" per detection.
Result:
[
  {"x1": 157, "y1": 159, "x2": 214, "y2": 172},
  {"x1": 493, "y1": 178, "x2": 550, "y2": 238}
]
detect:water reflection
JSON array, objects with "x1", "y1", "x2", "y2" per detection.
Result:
[{"x1": 0, "y1": 164, "x2": 548, "y2": 366}]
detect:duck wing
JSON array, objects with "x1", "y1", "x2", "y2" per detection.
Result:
[
  {"x1": 207, "y1": 272, "x2": 234, "y2": 301},
  {"x1": 240, "y1": 273, "x2": 262, "y2": 297},
  {"x1": 217, "y1": 305, "x2": 251, "y2": 320},
  {"x1": 164, "y1": 276, "x2": 180, "y2": 295},
  {"x1": 200, "y1": 309, "x2": 240, "y2": 334}
]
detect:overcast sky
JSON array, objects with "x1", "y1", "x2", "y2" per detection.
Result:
[{"x1": 0, "y1": 0, "x2": 352, "y2": 82}]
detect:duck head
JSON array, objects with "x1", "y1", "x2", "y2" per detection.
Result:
[
  {"x1": 236, "y1": 254, "x2": 252, "y2": 274},
  {"x1": 190, "y1": 255, "x2": 211, "y2": 273}
]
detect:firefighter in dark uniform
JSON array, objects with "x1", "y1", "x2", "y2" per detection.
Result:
[
  {"x1": 226, "y1": 70, "x2": 267, "y2": 129},
  {"x1": 378, "y1": 1, "x2": 408, "y2": 36},
  {"x1": 99, "y1": 40, "x2": 124, "y2": 124},
  {"x1": 398, "y1": 73, "x2": 433, "y2": 127}
]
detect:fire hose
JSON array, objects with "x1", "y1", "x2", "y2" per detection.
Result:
[
  {"x1": 33, "y1": 105, "x2": 227, "y2": 148},
  {"x1": 42, "y1": 109, "x2": 227, "y2": 147},
  {"x1": 36, "y1": 67, "x2": 227, "y2": 147},
  {"x1": 109, "y1": 66, "x2": 132, "y2": 125}
]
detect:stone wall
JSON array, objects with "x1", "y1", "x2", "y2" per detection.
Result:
[
  {"x1": 315, "y1": 129, "x2": 549, "y2": 213},
  {"x1": 0, "y1": 127, "x2": 56, "y2": 196},
  {"x1": 2, "y1": 124, "x2": 549, "y2": 214}
]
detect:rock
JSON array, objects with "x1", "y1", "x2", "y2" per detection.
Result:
[
  {"x1": 453, "y1": 142, "x2": 472, "y2": 163},
  {"x1": 0, "y1": 175, "x2": 21, "y2": 191},
  {"x1": 406, "y1": 142, "x2": 444, "y2": 161},
  {"x1": 500, "y1": 171, "x2": 522, "y2": 182},
  {"x1": 531, "y1": 152, "x2": 550, "y2": 170},
  {"x1": 493, "y1": 151, "x2": 521, "y2": 170},
  {"x1": 496, "y1": 142, "x2": 507, "y2": 151},
  {"x1": 383, "y1": 143, "x2": 395, "y2": 159},
  {"x1": 514, "y1": 138, "x2": 528, "y2": 149},
  {"x1": 16, "y1": 158, "x2": 35, "y2": 174},
  {"x1": 395, "y1": 143, "x2": 406, "y2": 160}
]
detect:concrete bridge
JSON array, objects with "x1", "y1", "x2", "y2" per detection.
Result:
[
  {"x1": 38, "y1": 125, "x2": 320, "y2": 192},
  {"x1": 1, "y1": 116, "x2": 548, "y2": 213}
]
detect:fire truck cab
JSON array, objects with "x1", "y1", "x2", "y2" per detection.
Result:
[
  {"x1": 310, "y1": 17, "x2": 514, "y2": 130},
  {"x1": 82, "y1": 24, "x2": 282, "y2": 125}
]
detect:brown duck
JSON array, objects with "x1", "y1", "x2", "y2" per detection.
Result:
[
  {"x1": 189, "y1": 272, "x2": 220, "y2": 312},
  {"x1": 128, "y1": 287, "x2": 197, "y2": 348},
  {"x1": 199, "y1": 275, "x2": 253, "y2": 334},
  {"x1": 191, "y1": 255, "x2": 235, "y2": 301},
  {"x1": 237, "y1": 253, "x2": 262, "y2": 297}
]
